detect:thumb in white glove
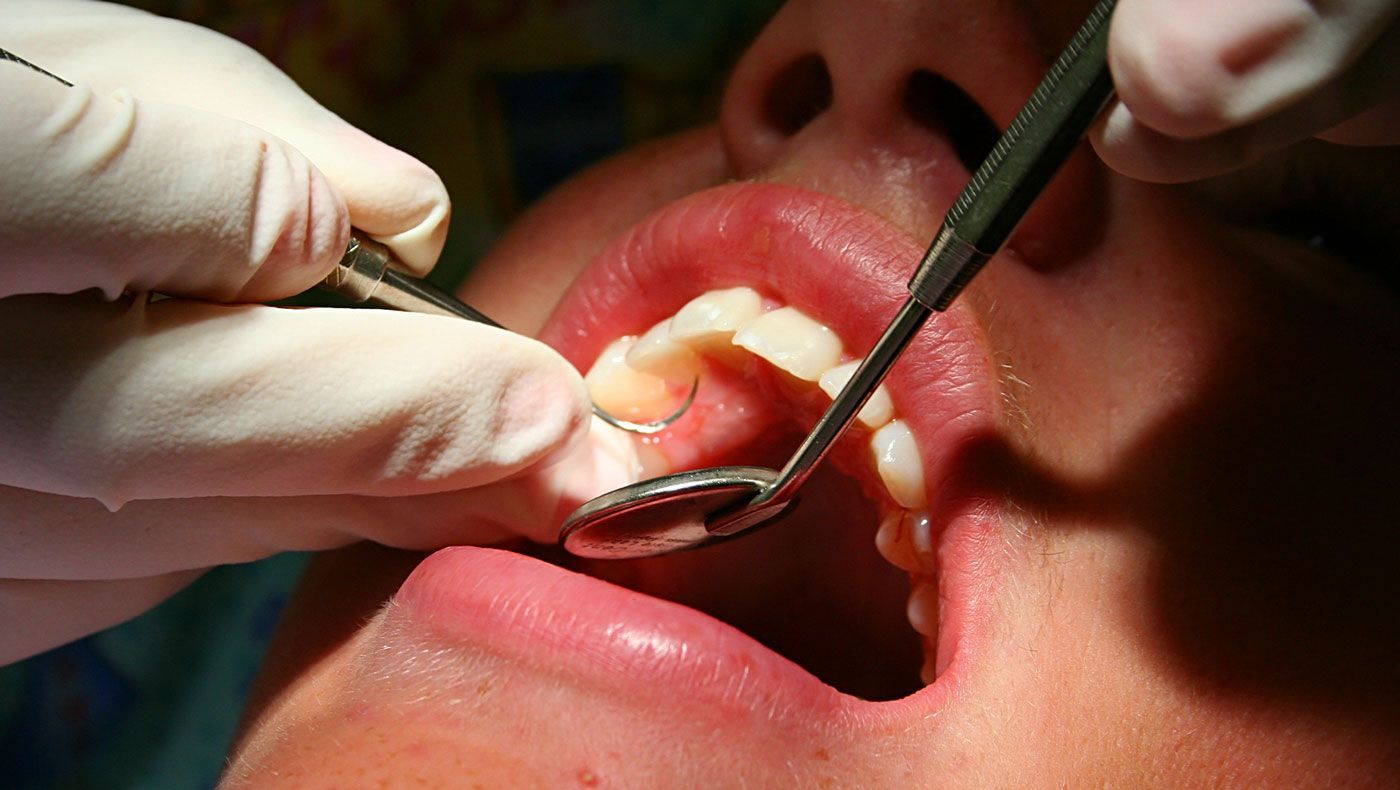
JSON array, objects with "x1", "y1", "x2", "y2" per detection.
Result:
[
  {"x1": 1093, "y1": 0, "x2": 1400, "y2": 182},
  {"x1": 0, "y1": 0, "x2": 633, "y2": 663}
]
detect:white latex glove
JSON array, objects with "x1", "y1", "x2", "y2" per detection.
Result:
[
  {"x1": 1093, "y1": 0, "x2": 1400, "y2": 182},
  {"x1": 0, "y1": 0, "x2": 635, "y2": 664}
]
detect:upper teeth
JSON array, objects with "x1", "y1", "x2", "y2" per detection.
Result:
[
  {"x1": 667, "y1": 286, "x2": 764, "y2": 353},
  {"x1": 731, "y1": 306, "x2": 843, "y2": 382},
  {"x1": 583, "y1": 336, "x2": 688, "y2": 421},
  {"x1": 871, "y1": 420, "x2": 927, "y2": 509},
  {"x1": 582, "y1": 287, "x2": 927, "y2": 511},
  {"x1": 624, "y1": 319, "x2": 701, "y2": 380},
  {"x1": 819, "y1": 360, "x2": 894, "y2": 428}
]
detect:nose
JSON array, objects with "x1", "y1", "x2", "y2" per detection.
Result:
[
  {"x1": 720, "y1": 1, "x2": 1053, "y2": 177},
  {"x1": 718, "y1": 0, "x2": 1108, "y2": 262}
]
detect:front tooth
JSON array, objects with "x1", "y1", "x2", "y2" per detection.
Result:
[
  {"x1": 870, "y1": 420, "x2": 927, "y2": 508},
  {"x1": 625, "y1": 319, "x2": 700, "y2": 380},
  {"x1": 731, "y1": 306, "x2": 843, "y2": 382},
  {"x1": 818, "y1": 360, "x2": 894, "y2": 428},
  {"x1": 668, "y1": 287, "x2": 764, "y2": 353},
  {"x1": 584, "y1": 337, "x2": 682, "y2": 421}
]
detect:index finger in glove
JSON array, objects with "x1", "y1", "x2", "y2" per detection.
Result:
[
  {"x1": 4, "y1": 0, "x2": 448, "y2": 271},
  {"x1": 0, "y1": 296, "x2": 592, "y2": 508},
  {"x1": 1, "y1": 64, "x2": 348, "y2": 301}
]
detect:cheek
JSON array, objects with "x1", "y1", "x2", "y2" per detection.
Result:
[{"x1": 969, "y1": 182, "x2": 1246, "y2": 481}]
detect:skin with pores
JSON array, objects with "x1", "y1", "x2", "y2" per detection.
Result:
[{"x1": 225, "y1": 0, "x2": 1399, "y2": 785}]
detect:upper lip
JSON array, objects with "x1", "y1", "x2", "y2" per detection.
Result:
[
  {"x1": 394, "y1": 180, "x2": 1008, "y2": 730},
  {"x1": 540, "y1": 181, "x2": 998, "y2": 491}
]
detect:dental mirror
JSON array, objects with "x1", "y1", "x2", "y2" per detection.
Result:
[
  {"x1": 559, "y1": 466, "x2": 778, "y2": 557},
  {"x1": 561, "y1": 0, "x2": 1118, "y2": 559}
]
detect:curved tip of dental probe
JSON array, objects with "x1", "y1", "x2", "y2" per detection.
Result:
[{"x1": 591, "y1": 377, "x2": 699, "y2": 435}]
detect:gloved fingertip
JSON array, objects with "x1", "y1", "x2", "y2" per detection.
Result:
[
  {"x1": 1111, "y1": 0, "x2": 1312, "y2": 139},
  {"x1": 492, "y1": 344, "x2": 596, "y2": 466},
  {"x1": 306, "y1": 126, "x2": 451, "y2": 274},
  {"x1": 367, "y1": 185, "x2": 450, "y2": 274},
  {"x1": 499, "y1": 416, "x2": 644, "y2": 546}
]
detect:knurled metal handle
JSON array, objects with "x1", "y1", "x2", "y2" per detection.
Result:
[{"x1": 908, "y1": 0, "x2": 1117, "y2": 310}]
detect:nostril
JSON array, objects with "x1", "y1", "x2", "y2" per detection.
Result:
[
  {"x1": 903, "y1": 70, "x2": 1000, "y2": 173},
  {"x1": 761, "y1": 54, "x2": 833, "y2": 137}
]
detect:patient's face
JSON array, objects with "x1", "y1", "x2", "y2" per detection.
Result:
[{"x1": 225, "y1": 0, "x2": 1399, "y2": 785}]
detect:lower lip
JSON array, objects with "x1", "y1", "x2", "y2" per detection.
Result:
[{"x1": 393, "y1": 545, "x2": 957, "y2": 727}]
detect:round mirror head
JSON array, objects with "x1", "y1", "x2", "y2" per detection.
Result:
[{"x1": 560, "y1": 466, "x2": 779, "y2": 559}]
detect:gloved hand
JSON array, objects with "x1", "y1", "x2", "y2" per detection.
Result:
[
  {"x1": 1093, "y1": 0, "x2": 1400, "y2": 182},
  {"x1": 0, "y1": 0, "x2": 636, "y2": 664}
]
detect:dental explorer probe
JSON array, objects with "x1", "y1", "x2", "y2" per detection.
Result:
[
  {"x1": 0, "y1": 45, "x2": 695, "y2": 437},
  {"x1": 323, "y1": 234, "x2": 697, "y2": 436},
  {"x1": 559, "y1": 0, "x2": 1119, "y2": 558}
]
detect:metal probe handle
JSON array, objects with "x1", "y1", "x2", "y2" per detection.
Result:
[
  {"x1": 326, "y1": 234, "x2": 501, "y2": 325},
  {"x1": 908, "y1": 0, "x2": 1117, "y2": 310},
  {"x1": 323, "y1": 234, "x2": 698, "y2": 436},
  {"x1": 708, "y1": 0, "x2": 1118, "y2": 536}
]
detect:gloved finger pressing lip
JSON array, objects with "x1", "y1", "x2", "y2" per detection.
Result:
[
  {"x1": 3, "y1": 0, "x2": 449, "y2": 272},
  {"x1": 1108, "y1": 0, "x2": 1400, "y2": 140},
  {"x1": 0, "y1": 570, "x2": 203, "y2": 666},
  {"x1": 0, "y1": 296, "x2": 593, "y2": 509},
  {"x1": 0, "y1": 64, "x2": 349, "y2": 302}
]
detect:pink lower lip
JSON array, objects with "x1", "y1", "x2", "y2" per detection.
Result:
[
  {"x1": 397, "y1": 182, "x2": 1006, "y2": 725},
  {"x1": 396, "y1": 546, "x2": 883, "y2": 721}
]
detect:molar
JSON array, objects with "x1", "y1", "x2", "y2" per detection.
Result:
[
  {"x1": 584, "y1": 337, "x2": 684, "y2": 421},
  {"x1": 871, "y1": 420, "x2": 927, "y2": 508},
  {"x1": 731, "y1": 306, "x2": 843, "y2": 382},
  {"x1": 667, "y1": 287, "x2": 763, "y2": 353},
  {"x1": 624, "y1": 319, "x2": 700, "y2": 380},
  {"x1": 818, "y1": 360, "x2": 894, "y2": 428}
]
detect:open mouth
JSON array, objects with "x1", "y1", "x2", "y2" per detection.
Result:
[
  {"x1": 546, "y1": 181, "x2": 1007, "y2": 702},
  {"x1": 396, "y1": 181, "x2": 1010, "y2": 716}
]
